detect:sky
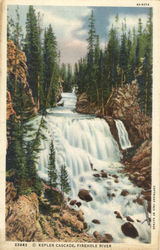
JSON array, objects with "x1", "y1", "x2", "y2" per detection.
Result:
[{"x1": 7, "y1": 5, "x2": 151, "y2": 69}]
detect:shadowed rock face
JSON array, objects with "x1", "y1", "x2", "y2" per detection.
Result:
[
  {"x1": 104, "y1": 81, "x2": 151, "y2": 146},
  {"x1": 7, "y1": 40, "x2": 37, "y2": 115},
  {"x1": 6, "y1": 182, "x2": 97, "y2": 242}
]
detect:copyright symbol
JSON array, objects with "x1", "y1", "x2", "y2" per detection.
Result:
[{"x1": 32, "y1": 243, "x2": 36, "y2": 247}]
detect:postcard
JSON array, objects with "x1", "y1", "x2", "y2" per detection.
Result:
[{"x1": 0, "y1": 0, "x2": 160, "y2": 249}]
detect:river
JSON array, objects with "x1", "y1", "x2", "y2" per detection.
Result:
[{"x1": 37, "y1": 91, "x2": 150, "y2": 243}]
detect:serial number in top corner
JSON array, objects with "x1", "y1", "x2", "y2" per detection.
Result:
[{"x1": 137, "y1": 3, "x2": 150, "y2": 6}]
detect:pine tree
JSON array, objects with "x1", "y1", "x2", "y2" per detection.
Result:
[
  {"x1": 43, "y1": 24, "x2": 59, "y2": 107},
  {"x1": 107, "y1": 26, "x2": 120, "y2": 90},
  {"x1": 59, "y1": 165, "x2": 71, "y2": 195},
  {"x1": 138, "y1": 9, "x2": 152, "y2": 116},
  {"x1": 48, "y1": 140, "x2": 57, "y2": 187},
  {"x1": 24, "y1": 5, "x2": 43, "y2": 107},
  {"x1": 87, "y1": 10, "x2": 96, "y2": 66},
  {"x1": 86, "y1": 11, "x2": 97, "y2": 101},
  {"x1": 119, "y1": 22, "x2": 128, "y2": 86}
]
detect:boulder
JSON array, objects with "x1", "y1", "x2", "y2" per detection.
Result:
[
  {"x1": 126, "y1": 216, "x2": 134, "y2": 222},
  {"x1": 114, "y1": 179, "x2": 119, "y2": 183},
  {"x1": 93, "y1": 174, "x2": 100, "y2": 178},
  {"x1": 121, "y1": 190, "x2": 129, "y2": 196},
  {"x1": 101, "y1": 172, "x2": 108, "y2": 178},
  {"x1": 114, "y1": 211, "x2": 122, "y2": 219},
  {"x1": 92, "y1": 219, "x2": 100, "y2": 224},
  {"x1": 101, "y1": 234, "x2": 113, "y2": 243},
  {"x1": 70, "y1": 200, "x2": 77, "y2": 206},
  {"x1": 78, "y1": 189, "x2": 93, "y2": 202},
  {"x1": 76, "y1": 201, "x2": 82, "y2": 207},
  {"x1": 93, "y1": 231, "x2": 113, "y2": 243},
  {"x1": 93, "y1": 231, "x2": 100, "y2": 239},
  {"x1": 121, "y1": 222, "x2": 138, "y2": 238},
  {"x1": 112, "y1": 174, "x2": 118, "y2": 178}
]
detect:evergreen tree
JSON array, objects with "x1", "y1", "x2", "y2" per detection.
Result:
[
  {"x1": 106, "y1": 26, "x2": 120, "y2": 90},
  {"x1": 86, "y1": 11, "x2": 97, "y2": 101},
  {"x1": 59, "y1": 165, "x2": 71, "y2": 195},
  {"x1": 138, "y1": 9, "x2": 152, "y2": 116},
  {"x1": 119, "y1": 23, "x2": 128, "y2": 86},
  {"x1": 87, "y1": 10, "x2": 96, "y2": 66},
  {"x1": 24, "y1": 5, "x2": 43, "y2": 107},
  {"x1": 43, "y1": 24, "x2": 59, "y2": 107},
  {"x1": 48, "y1": 140, "x2": 57, "y2": 187}
]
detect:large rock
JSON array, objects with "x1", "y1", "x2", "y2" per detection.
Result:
[
  {"x1": 105, "y1": 81, "x2": 151, "y2": 145},
  {"x1": 92, "y1": 219, "x2": 100, "y2": 224},
  {"x1": 101, "y1": 234, "x2": 113, "y2": 243},
  {"x1": 121, "y1": 222, "x2": 138, "y2": 238},
  {"x1": 104, "y1": 116, "x2": 121, "y2": 150},
  {"x1": 70, "y1": 200, "x2": 77, "y2": 206},
  {"x1": 114, "y1": 211, "x2": 122, "y2": 219},
  {"x1": 121, "y1": 190, "x2": 129, "y2": 196},
  {"x1": 61, "y1": 211, "x2": 84, "y2": 232},
  {"x1": 6, "y1": 190, "x2": 46, "y2": 241},
  {"x1": 93, "y1": 231, "x2": 113, "y2": 243},
  {"x1": 78, "y1": 189, "x2": 93, "y2": 202}
]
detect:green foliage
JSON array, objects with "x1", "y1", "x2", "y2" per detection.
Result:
[
  {"x1": 44, "y1": 189, "x2": 63, "y2": 205},
  {"x1": 48, "y1": 140, "x2": 57, "y2": 187},
  {"x1": 74, "y1": 9, "x2": 152, "y2": 117},
  {"x1": 24, "y1": 5, "x2": 43, "y2": 106},
  {"x1": 43, "y1": 25, "x2": 59, "y2": 107},
  {"x1": 59, "y1": 165, "x2": 71, "y2": 195},
  {"x1": 60, "y1": 63, "x2": 73, "y2": 92}
]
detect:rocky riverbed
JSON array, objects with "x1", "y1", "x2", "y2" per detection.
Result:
[{"x1": 76, "y1": 81, "x2": 152, "y2": 214}]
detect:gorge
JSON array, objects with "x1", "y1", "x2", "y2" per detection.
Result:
[{"x1": 36, "y1": 91, "x2": 151, "y2": 243}]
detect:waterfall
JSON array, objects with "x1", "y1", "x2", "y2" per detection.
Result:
[
  {"x1": 115, "y1": 119, "x2": 132, "y2": 150},
  {"x1": 37, "y1": 92, "x2": 150, "y2": 244}
]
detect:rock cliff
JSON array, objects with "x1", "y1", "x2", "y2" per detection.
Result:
[
  {"x1": 104, "y1": 81, "x2": 151, "y2": 145},
  {"x1": 7, "y1": 40, "x2": 37, "y2": 115},
  {"x1": 6, "y1": 182, "x2": 98, "y2": 242}
]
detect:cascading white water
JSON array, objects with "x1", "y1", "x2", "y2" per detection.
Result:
[
  {"x1": 115, "y1": 119, "x2": 132, "y2": 150},
  {"x1": 37, "y1": 92, "x2": 150, "y2": 244}
]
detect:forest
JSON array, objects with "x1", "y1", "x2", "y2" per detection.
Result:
[{"x1": 7, "y1": 5, "x2": 152, "y2": 196}]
